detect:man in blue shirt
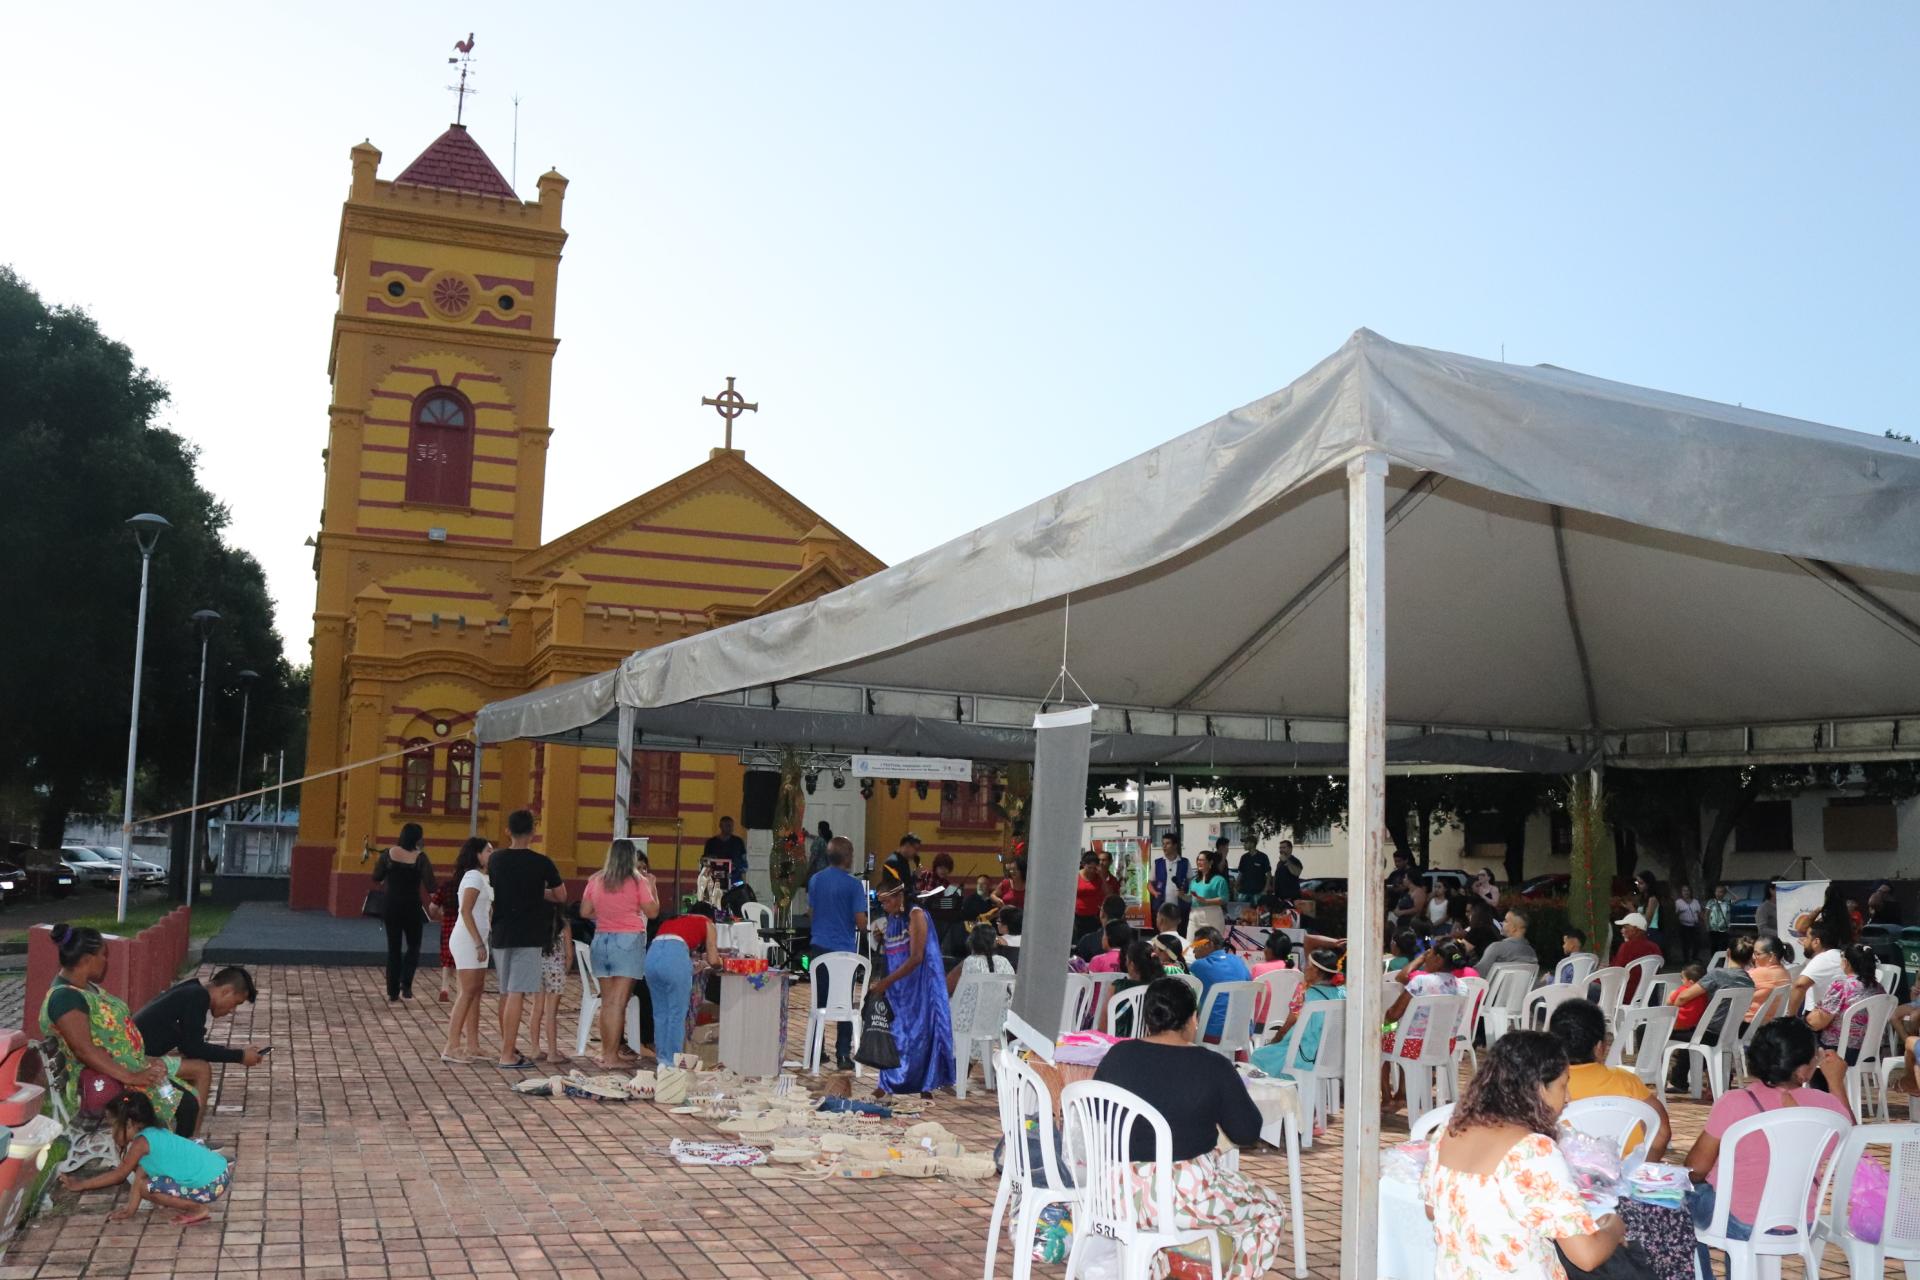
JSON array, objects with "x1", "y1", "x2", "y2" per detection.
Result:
[
  {"x1": 806, "y1": 837, "x2": 869, "y2": 1070},
  {"x1": 1187, "y1": 925, "x2": 1252, "y2": 1041}
]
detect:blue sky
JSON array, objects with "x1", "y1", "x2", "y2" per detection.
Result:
[{"x1": 7, "y1": 4, "x2": 1917, "y2": 645}]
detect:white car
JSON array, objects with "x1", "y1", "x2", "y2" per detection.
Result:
[{"x1": 63, "y1": 846, "x2": 165, "y2": 887}]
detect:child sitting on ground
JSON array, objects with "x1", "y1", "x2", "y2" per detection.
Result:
[
  {"x1": 1668, "y1": 962, "x2": 1708, "y2": 1033},
  {"x1": 58, "y1": 1091, "x2": 230, "y2": 1225}
]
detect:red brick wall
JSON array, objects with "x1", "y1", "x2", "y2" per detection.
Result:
[{"x1": 20, "y1": 908, "x2": 192, "y2": 1033}]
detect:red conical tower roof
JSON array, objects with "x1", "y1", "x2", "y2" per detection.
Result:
[{"x1": 393, "y1": 124, "x2": 518, "y2": 200}]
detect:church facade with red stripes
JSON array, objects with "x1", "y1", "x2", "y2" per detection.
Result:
[{"x1": 291, "y1": 123, "x2": 1008, "y2": 914}]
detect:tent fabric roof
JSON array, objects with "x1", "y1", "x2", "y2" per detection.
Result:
[
  {"x1": 393, "y1": 124, "x2": 519, "y2": 200},
  {"x1": 476, "y1": 330, "x2": 1920, "y2": 751}
]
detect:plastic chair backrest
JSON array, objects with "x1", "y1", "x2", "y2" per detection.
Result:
[
  {"x1": 1879, "y1": 963, "x2": 1903, "y2": 996},
  {"x1": 1628, "y1": 1005, "x2": 1679, "y2": 1070},
  {"x1": 1255, "y1": 968, "x2": 1303, "y2": 1031},
  {"x1": 1563, "y1": 1095, "x2": 1661, "y2": 1171},
  {"x1": 1060, "y1": 1081, "x2": 1178, "y2": 1243},
  {"x1": 1106, "y1": 985, "x2": 1148, "y2": 1037},
  {"x1": 1409, "y1": 1102, "x2": 1454, "y2": 1142},
  {"x1": 1744, "y1": 986, "x2": 1789, "y2": 1044},
  {"x1": 1587, "y1": 967, "x2": 1627, "y2": 1016},
  {"x1": 1706, "y1": 950, "x2": 1727, "y2": 973},
  {"x1": 1528, "y1": 985, "x2": 1582, "y2": 1027},
  {"x1": 1284, "y1": 1000, "x2": 1345, "y2": 1079},
  {"x1": 1196, "y1": 980, "x2": 1260, "y2": 1051},
  {"x1": 1621, "y1": 955, "x2": 1662, "y2": 1008},
  {"x1": 1816, "y1": 1122, "x2": 1920, "y2": 1255},
  {"x1": 994, "y1": 1048, "x2": 1073, "y2": 1195},
  {"x1": 812, "y1": 951, "x2": 871, "y2": 1011},
  {"x1": 1838, "y1": 992, "x2": 1896, "y2": 1064},
  {"x1": 574, "y1": 940, "x2": 600, "y2": 999},
  {"x1": 952, "y1": 973, "x2": 1016, "y2": 1041},
  {"x1": 1061, "y1": 973, "x2": 1094, "y2": 1031},
  {"x1": 740, "y1": 901, "x2": 774, "y2": 930},
  {"x1": 1486, "y1": 967, "x2": 1531, "y2": 1014},
  {"x1": 1559, "y1": 953, "x2": 1599, "y2": 985},
  {"x1": 1394, "y1": 995, "x2": 1467, "y2": 1065},
  {"x1": 1640, "y1": 973, "x2": 1681, "y2": 1008},
  {"x1": 1486, "y1": 962, "x2": 1539, "y2": 994},
  {"x1": 1694, "y1": 987, "x2": 1748, "y2": 1049},
  {"x1": 1173, "y1": 972, "x2": 1203, "y2": 1001},
  {"x1": 1455, "y1": 976, "x2": 1488, "y2": 1029},
  {"x1": 1705, "y1": 1106, "x2": 1848, "y2": 1240}
]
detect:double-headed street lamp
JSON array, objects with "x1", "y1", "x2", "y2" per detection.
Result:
[
  {"x1": 117, "y1": 514, "x2": 170, "y2": 924},
  {"x1": 185, "y1": 609, "x2": 221, "y2": 908}
]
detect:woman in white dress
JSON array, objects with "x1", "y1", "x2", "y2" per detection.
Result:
[
  {"x1": 946, "y1": 923, "x2": 1014, "y2": 1032},
  {"x1": 441, "y1": 837, "x2": 493, "y2": 1063}
]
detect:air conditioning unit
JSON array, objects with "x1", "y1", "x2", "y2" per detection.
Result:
[
  {"x1": 1143, "y1": 800, "x2": 1157, "y2": 815},
  {"x1": 1186, "y1": 797, "x2": 1205, "y2": 813}
]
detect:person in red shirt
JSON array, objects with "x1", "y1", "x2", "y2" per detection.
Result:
[
  {"x1": 1073, "y1": 852, "x2": 1106, "y2": 940},
  {"x1": 1610, "y1": 912, "x2": 1665, "y2": 1001},
  {"x1": 993, "y1": 856, "x2": 1027, "y2": 910},
  {"x1": 1667, "y1": 961, "x2": 1708, "y2": 1032}
]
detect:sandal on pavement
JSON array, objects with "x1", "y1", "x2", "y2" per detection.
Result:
[{"x1": 497, "y1": 1053, "x2": 538, "y2": 1071}]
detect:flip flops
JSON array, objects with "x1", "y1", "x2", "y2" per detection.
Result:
[{"x1": 496, "y1": 1053, "x2": 538, "y2": 1071}]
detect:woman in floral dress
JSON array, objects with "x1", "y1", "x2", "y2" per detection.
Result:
[{"x1": 1422, "y1": 1031, "x2": 1626, "y2": 1280}]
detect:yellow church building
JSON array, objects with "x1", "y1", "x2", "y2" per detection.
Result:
[{"x1": 290, "y1": 122, "x2": 1009, "y2": 914}]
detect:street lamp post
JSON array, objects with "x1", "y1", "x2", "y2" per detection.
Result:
[
  {"x1": 117, "y1": 514, "x2": 170, "y2": 924},
  {"x1": 185, "y1": 609, "x2": 221, "y2": 908},
  {"x1": 232, "y1": 669, "x2": 259, "y2": 814}
]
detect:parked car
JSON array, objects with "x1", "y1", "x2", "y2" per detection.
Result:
[
  {"x1": 2, "y1": 845, "x2": 74, "y2": 899},
  {"x1": 0, "y1": 858, "x2": 22, "y2": 903},
  {"x1": 63, "y1": 845, "x2": 164, "y2": 887},
  {"x1": 58, "y1": 847, "x2": 121, "y2": 889},
  {"x1": 1722, "y1": 880, "x2": 1771, "y2": 930}
]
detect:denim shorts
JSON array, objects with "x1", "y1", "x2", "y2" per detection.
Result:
[{"x1": 591, "y1": 930, "x2": 648, "y2": 980}]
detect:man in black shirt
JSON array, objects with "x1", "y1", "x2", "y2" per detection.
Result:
[
  {"x1": 134, "y1": 967, "x2": 263, "y2": 1067},
  {"x1": 1074, "y1": 894, "x2": 1130, "y2": 962},
  {"x1": 1266, "y1": 841, "x2": 1302, "y2": 905},
  {"x1": 703, "y1": 816, "x2": 749, "y2": 884},
  {"x1": 489, "y1": 808, "x2": 566, "y2": 1068},
  {"x1": 1231, "y1": 835, "x2": 1270, "y2": 903}
]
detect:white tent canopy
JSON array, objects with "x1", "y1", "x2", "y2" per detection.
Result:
[
  {"x1": 474, "y1": 329, "x2": 1920, "y2": 1278},
  {"x1": 480, "y1": 329, "x2": 1920, "y2": 750}
]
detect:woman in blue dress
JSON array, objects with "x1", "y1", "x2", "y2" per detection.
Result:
[{"x1": 868, "y1": 871, "x2": 955, "y2": 1096}]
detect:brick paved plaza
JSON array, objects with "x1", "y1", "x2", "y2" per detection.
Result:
[{"x1": 0, "y1": 965, "x2": 1846, "y2": 1280}]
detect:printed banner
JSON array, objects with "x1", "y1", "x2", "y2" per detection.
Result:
[{"x1": 849, "y1": 754, "x2": 974, "y2": 782}]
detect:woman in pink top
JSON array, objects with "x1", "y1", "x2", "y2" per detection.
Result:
[
  {"x1": 1683, "y1": 1018, "x2": 1851, "y2": 1268},
  {"x1": 579, "y1": 839, "x2": 660, "y2": 1069},
  {"x1": 1248, "y1": 931, "x2": 1294, "y2": 1024}
]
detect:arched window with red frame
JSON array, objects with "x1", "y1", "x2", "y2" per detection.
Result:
[
  {"x1": 444, "y1": 741, "x2": 475, "y2": 815},
  {"x1": 404, "y1": 387, "x2": 475, "y2": 508},
  {"x1": 400, "y1": 739, "x2": 433, "y2": 813}
]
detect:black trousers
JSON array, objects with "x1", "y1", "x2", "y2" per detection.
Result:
[
  {"x1": 385, "y1": 907, "x2": 424, "y2": 998},
  {"x1": 173, "y1": 1090, "x2": 200, "y2": 1137}
]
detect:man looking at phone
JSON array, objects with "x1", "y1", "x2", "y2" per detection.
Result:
[{"x1": 134, "y1": 966, "x2": 268, "y2": 1068}]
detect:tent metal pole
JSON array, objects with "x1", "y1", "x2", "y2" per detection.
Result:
[
  {"x1": 1341, "y1": 452, "x2": 1388, "y2": 1280},
  {"x1": 469, "y1": 741, "x2": 483, "y2": 837},
  {"x1": 1135, "y1": 769, "x2": 1146, "y2": 840},
  {"x1": 612, "y1": 704, "x2": 635, "y2": 841}
]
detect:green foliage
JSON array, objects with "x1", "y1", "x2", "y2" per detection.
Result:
[{"x1": 0, "y1": 268, "x2": 303, "y2": 843}]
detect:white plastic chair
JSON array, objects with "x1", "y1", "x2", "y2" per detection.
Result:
[
  {"x1": 983, "y1": 1048, "x2": 1082, "y2": 1280},
  {"x1": 1388, "y1": 995, "x2": 1469, "y2": 1121},
  {"x1": 1562, "y1": 1095, "x2": 1660, "y2": 1173},
  {"x1": 1736, "y1": 986, "x2": 1790, "y2": 1084},
  {"x1": 1409, "y1": 1101, "x2": 1454, "y2": 1142},
  {"x1": 1586, "y1": 966, "x2": 1628, "y2": 1020},
  {"x1": 951, "y1": 973, "x2": 1015, "y2": 1100},
  {"x1": 1613, "y1": 1005, "x2": 1679, "y2": 1088},
  {"x1": 738, "y1": 901, "x2": 775, "y2": 930},
  {"x1": 1280, "y1": 1000, "x2": 1345, "y2": 1148},
  {"x1": 1083, "y1": 972, "x2": 1126, "y2": 1030},
  {"x1": 1614, "y1": 955, "x2": 1663, "y2": 1021},
  {"x1": 1172, "y1": 972, "x2": 1204, "y2": 1003},
  {"x1": 1705, "y1": 949, "x2": 1727, "y2": 973},
  {"x1": 1834, "y1": 993, "x2": 1897, "y2": 1120},
  {"x1": 803, "y1": 950, "x2": 870, "y2": 1076},
  {"x1": 1484, "y1": 962, "x2": 1539, "y2": 999},
  {"x1": 1059, "y1": 1081, "x2": 1223, "y2": 1280},
  {"x1": 1452, "y1": 976, "x2": 1488, "y2": 1068},
  {"x1": 1522, "y1": 983, "x2": 1583, "y2": 1031},
  {"x1": 1253, "y1": 968, "x2": 1304, "y2": 1045},
  {"x1": 1661, "y1": 987, "x2": 1747, "y2": 1099},
  {"x1": 1195, "y1": 980, "x2": 1260, "y2": 1059},
  {"x1": 1479, "y1": 967, "x2": 1533, "y2": 1043},
  {"x1": 571, "y1": 938, "x2": 641, "y2": 1057},
  {"x1": 1556, "y1": 952, "x2": 1600, "y2": 986},
  {"x1": 1106, "y1": 985, "x2": 1148, "y2": 1037},
  {"x1": 1812, "y1": 1121, "x2": 1920, "y2": 1278},
  {"x1": 1696, "y1": 1106, "x2": 1848, "y2": 1280},
  {"x1": 1061, "y1": 973, "x2": 1095, "y2": 1032}
]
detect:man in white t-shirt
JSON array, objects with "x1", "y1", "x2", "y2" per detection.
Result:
[{"x1": 1790, "y1": 921, "x2": 1847, "y2": 1016}]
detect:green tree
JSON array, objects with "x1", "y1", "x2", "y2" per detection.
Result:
[{"x1": 0, "y1": 268, "x2": 303, "y2": 846}]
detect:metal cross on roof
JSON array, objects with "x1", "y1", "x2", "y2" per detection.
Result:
[{"x1": 701, "y1": 376, "x2": 759, "y2": 450}]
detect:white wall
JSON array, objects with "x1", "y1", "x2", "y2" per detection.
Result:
[{"x1": 1712, "y1": 791, "x2": 1916, "y2": 885}]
